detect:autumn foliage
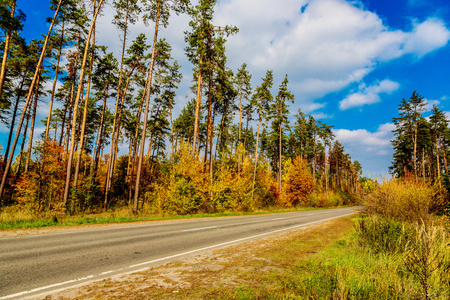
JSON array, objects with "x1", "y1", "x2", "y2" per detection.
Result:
[{"x1": 282, "y1": 155, "x2": 314, "y2": 206}]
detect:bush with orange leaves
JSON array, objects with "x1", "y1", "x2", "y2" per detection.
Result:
[
  {"x1": 14, "y1": 140, "x2": 66, "y2": 213},
  {"x1": 282, "y1": 155, "x2": 314, "y2": 206}
]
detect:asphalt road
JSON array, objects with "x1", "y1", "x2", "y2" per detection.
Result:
[{"x1": 0, "y1": 206, "x2": 361, "y2": 299}]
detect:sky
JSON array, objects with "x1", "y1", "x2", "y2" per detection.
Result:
[{"x1": 2, "y1": 0, "x2": 450, "y2": 179}]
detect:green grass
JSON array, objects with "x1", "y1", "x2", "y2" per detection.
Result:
[
  {"x1": 0, "y1": 205, "x2": 353, "y2": 230},
  {"x1": 217, "y1": 216, "x2": 449, "y2": 299}
]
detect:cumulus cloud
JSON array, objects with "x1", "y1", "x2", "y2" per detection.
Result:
[
  {"x1": 339, "y1": 79, "x2": 400, "y2": 110},
  {"x1": 334, "y1": 123, "x2": 394, "y2": 153},
  {"x1": 214, "y1": 0, "x2": 450, "y2": 103},
  {"x1": 333, "y1": 123, "x2": 395, "y2": 176},
  {"x1": 404, "y1": 18, "x2": 450, "y2": 57},
  {"x1": 85, "y1": 0, "x2": 450, "y2": 117}
]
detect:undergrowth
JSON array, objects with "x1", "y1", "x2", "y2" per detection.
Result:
[{"x1": 0, "y1": 205, "x2": 346, "y2": 230}]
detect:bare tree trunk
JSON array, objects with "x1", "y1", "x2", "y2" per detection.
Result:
[
  {"x1": 436, "y1": 135, "x2": 440, "y2": 179},
  {"x1": 73, "y1": 14, "x2": 96, "y2": 208},
  {"x1": 16, "y1": 112, "x2": 30, "y2": 176},
  {"x1": 0, "y1": 0, "x2": 63, "y2": 199},
  {"x1": 92, "y1": 85, "x2": 109, "y2": 178},
  {"x1": 59, "y1": 29, "x2": 81, "y2": 147},
  {"x1": 192, "y1": 56, "x2": 203, "y2": 155},
  {"x1": 127, "y1": 80, "x2": 146, "y2": 204},
  {"x1": 442, "y1": 137, "x2": 448, "y2": 174},
  {"x1": 3, "y1": 74, "x2": 25, "y2": 164},
  {"x1": 63, "y1": 0, "x2": 105, "y2": 208},
  {"x1": 25, "y1": 76, "x2": 40, "y2": 173},
  {"x1": 237, "y1": 80, "x2": 243, "y2": 175},
  {"x1": 45, "y1": 22, "x2": 65, "y2": 141},
  {"x1": 251, "y1": 115, "x2": 262, "y2": 202},
  {"x1": 104, "y1": 6, "x2": 130, "y2": 210},
  {"x1": 133, "y1": 2, "x2": 160, "y2": 213}
]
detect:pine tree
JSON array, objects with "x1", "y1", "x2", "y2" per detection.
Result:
[
  {"x1": 429, "y1": 104, "x2": 448, "y2": 178},
  {"x1": 235, "y1": 63, "x2": 252, "y2": 175},
  {"x1": 1, "y1": 0, "x2": 64, "y2": 199},
  {"x1": 391, "y1": 91, "x2": 426, "y2": 181},
  {"x1": 134, "y1": 0, "x2": 189, "y2": 213},
  {"x1": 251, "y1": 70, "x2": 273, "y2": 200},
  {"x1": 268, "y1": 74, "x2": 294, "y2": 193},
  {"x1": 0, "y1": 0, "x2": 25, "y2": 100}
]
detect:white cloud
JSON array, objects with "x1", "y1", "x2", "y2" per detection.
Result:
[
  {"x1": 334, "y1": 128, "x2": 390, "y2": 147},
  {"x1": 334, "y1": 122, "x2": 394, "y2": 151},
  {"x1": 404, "y1": 18, "x2": 450, "y2": 57},
  {"x1": 424, "y1": 99, "x2": 441, "y2": 111},
  {"x1": 214, "y1": 0, "x2": 450, "y2": 105},
  {"x1": 311, "y1": 112, "x2": 333, "y2": 119},
  {"x1": 340, "y1": 79, "x2": 400, "y2": 110},
  {"x1": 333, "y1": 123, "x2": 395, "y2": 177},
  {"x1": 88, "y1": 0, "x2": 450, "y2": 119}
]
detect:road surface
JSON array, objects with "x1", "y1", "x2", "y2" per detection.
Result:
[{"x1": 0, "y1": 206, "x2": 360, "y2": 299}]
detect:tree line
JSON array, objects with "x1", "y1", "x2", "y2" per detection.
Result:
[
  {"x1": 391, "y1": 91, "x2": 450, "y2": 183},
  {"x1": 0, "y1": 0, "x2": 361, "y2": 214}
]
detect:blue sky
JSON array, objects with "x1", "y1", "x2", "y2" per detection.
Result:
[{"x1": 2, "y1": 0, "x2": 450, "y2": 179}]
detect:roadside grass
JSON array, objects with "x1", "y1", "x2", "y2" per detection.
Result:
[
  {"x1": 44, "y1": 216, "x2": 449, "y2": 300},
  {"x1": 0, "y1": 205, "x2": 350, "y2": 230}
]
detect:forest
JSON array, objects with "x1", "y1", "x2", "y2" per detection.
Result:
[{"x1": 0, "y1": 0, "x2": 365, "y2": 216}]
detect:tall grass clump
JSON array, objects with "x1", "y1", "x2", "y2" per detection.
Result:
[
  {"x1": 357, "y1": 179, "x2": 450, "y2": 299},
  {"x1": 363, "y1": 179, "x2": 448, "y2": 223}
]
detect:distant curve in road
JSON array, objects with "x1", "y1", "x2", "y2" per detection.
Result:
[{"x1": 0, "y1": 206, "x2": 361, "y2": 299}]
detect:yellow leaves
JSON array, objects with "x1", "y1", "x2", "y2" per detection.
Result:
[
  {"x1": 282, "y1": 155, "x2": 314, "y2": 206},
  {"x1": 364, "y1": 179, "x2": 449, "y2": 222}
]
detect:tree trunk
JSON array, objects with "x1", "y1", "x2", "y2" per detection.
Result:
[
  {"x1": 192, "y1": 55, "x2": 203, "y2": 155},
  {"x1": 251, "y1": 114, "x2": 262, "y2": 202},
  {"x1": 134, "y1": 2, "x2": 161, "y2": 213},
  {"x1": 73, "y1": 12, "x2": 96, "y2": 210},
  {"x1": 436, "y1": 135, "x2": 440, "y2": 179},
  {"x1": 45, "y1": 21, "x2": 65, "y2": 141},
  {"x1": 127, "y1": 79, "x2": 146, "y2": 205},
  {"x1": 25, "y1": 76, "x2": 40, "y2": 173},
  {"x1": 63, "y1": 0, "x2": 105, "y2": 208},
  {"x1": 104, "y1": 5, "x2": 130, "y2": 210},
  {"x1": 237, "y1": 80, "x2": 243, "y2": 175},
  {"x1": 16, "y1": 112, "x2": 30, "y2": 176},
  {"x1": 3, "y1": 73, "x2": 25, "y2": 164},
  {"x1": 92, "y1": 84, "x2": 109, "y2": 179},
  {"x1": 0, "y1": 0, "x2": 63, "y2": 199},
  {"x1": 441, "y1": 136, "x2": 448, "y2": 174}
]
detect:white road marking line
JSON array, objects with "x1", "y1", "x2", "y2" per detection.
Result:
[
  {"x1": 271, "y1": 218, "x2": 285, "y2": 220},
  {"x1": 129, "y1": 211, "x2": 357, "y2": 269},
  {"x1": 1, "y1": 211, "x2": 358, "y2": 300},
  {"x1": 183, "y1": 226, "x2": 217, "y2": 232},
  {"x1": 1, "y1": 274, "x2": 96, "y2": 300}
]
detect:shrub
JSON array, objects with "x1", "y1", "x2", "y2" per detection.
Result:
[
  {"x1": 145, "y1": 143, "x2": 208, "y2": 215},
  {"x1": 308, "y1": 191, "x2": 345, "y2": 207},
  {"x1": 363, "y1": 179, "x2": 443, "y2": 223},
  {"x1": 282, "y1": 155, "x2": 314, "y2": 206}
]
